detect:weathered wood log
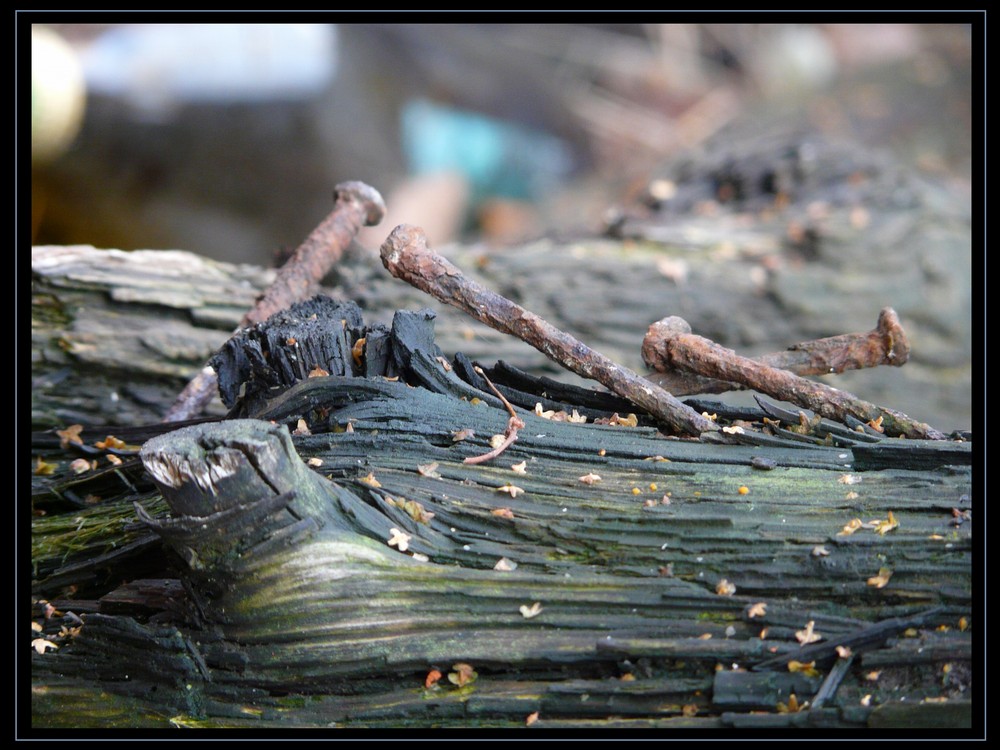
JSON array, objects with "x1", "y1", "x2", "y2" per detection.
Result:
[{"x1": 29, "y1": 244, "x2": 973, "y2": 732}]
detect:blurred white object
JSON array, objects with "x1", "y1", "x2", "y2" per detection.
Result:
[
  {"x1": 32, "y1": 25, "x2": 86, "y2": 163},
  {"x1": 81, "y1": 24, "x2": 337, "y2": 115}
]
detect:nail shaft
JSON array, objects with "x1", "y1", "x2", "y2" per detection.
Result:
[
  {"x1": 644, "y1": 308, "x2": 909, "y2": 396},
  {"x1": 642, "y1": 316, "x2": 944, "y2": 440},
  {"x1": 380, "y1": 224, "x2": 717, "y2": 436},
  {"x1": 164, "y1": 182, "x2": 386, "y2": 422}
]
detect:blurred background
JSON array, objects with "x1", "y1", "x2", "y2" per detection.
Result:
[
  {"x1": 29, "y1": 22, "x2": 975, "y2": 430},
  {"x1": 31, "y1": 23, "x2": 971, "y2": 260}
]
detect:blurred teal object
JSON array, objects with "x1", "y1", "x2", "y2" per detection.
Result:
[{"x1": 401, "y1": 99, "x2": 574, "y2": 202}]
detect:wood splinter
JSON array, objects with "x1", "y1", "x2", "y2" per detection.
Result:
[
  {"x1": 380, "y1": 224, "x2": 718, "y2": 437},
  {"x1": 642, "y1": 315, "x2": 944, "y2": 440}
]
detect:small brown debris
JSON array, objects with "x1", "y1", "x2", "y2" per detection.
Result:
[
  {"x1": 95, "y1": 436, "x2": 127, "y2": 450},
  {"x1": 34, "y1": 457, "x2": 57, "y2": 476},
  {"x1": 56, "y1": 424, "x2": 83, "y2": 449},
  {"x1": 308, "y1": 365, "x2": 329, "y2": 378},
  {"x1": 448, "y1": 663, "x2": 477, "y2": 687},
  {"x1": 491, "y1": 508, "x2": 515, "y2": 519},
  {"x1": 716, "y1": 579, "x2": 736, "y2": 596},
  {"x1": 416, "y1": 462, "x2": 441, "y2": 478},
  {"x1": 387, "y1": 528, "x2": 411, "y2": 551},
  {"x1": 867, "y1": 567, "x2": 893, "y2": 589},
  {"x1": 795, "y1": 621, "x2": 822, "y2": 644},
  {"x1": 451, "y1": 428, "x2": 475, "y2": 442},
  {"x1": 747, "y1": 602, "x2": 767, "y2": 619},
  {"x1": 493, "y1": 557, "x2": 517, "y2": 571},
  {"x1": 359, "y1": 472, "x2": 381, "y2": 487},
  {"x1": 32, "y1": 639, "x2": 58, "y2": 655},
  {"x1": 525, "y1": 711, "x2": 539, "y2": 726},
  {"x1": 510, "y1": 461, "x2": 527, "y2": 474},
  {"x1": 425, "y1": 669, "x2": 442, "y2": 688},
  {"x1": 578, "y1": 473, "x2": 602, "y2": 485},
  {"x1": 788, "y1": 660, "x2": 819, "y2": 677},
  {"x1": 519, "y1": 602, "x2": 543, "y2": 619}
]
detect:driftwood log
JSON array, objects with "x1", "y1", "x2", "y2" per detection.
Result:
[{"x1": 29, "y1": 245, "x2": 973, "y2": 732}]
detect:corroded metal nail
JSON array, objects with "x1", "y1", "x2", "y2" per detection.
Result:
[
  {"x1": 643, "y1": 308, "x2": 910, "y2": 396},
  {"x1": 164, "y1": 182, "x2": 386, "y2": 422},
  {"x1": 641, "y1": 315, "x2": 944, "y2": 440},
  {"x1": 380, "y1": 224, "x2": 718, "y2": 437}
]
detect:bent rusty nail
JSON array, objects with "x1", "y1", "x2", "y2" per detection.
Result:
[
  {"x1": 644, "y1": 308, "x2": 910, "y2": 396},
  {"x1": 641, "y1": 316, "x2": 945, "y2": 440}
]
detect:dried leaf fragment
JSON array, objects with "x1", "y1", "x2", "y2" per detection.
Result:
[
  {"x1": 722, "y1": 425, "x2": 745, "y2": 435},
  {"x1": 351, "y1": 337, "x2": 366, "y2": 367},
  {"x1": 448, "y1": 662, "x2": 477, "y2": 687},
  {"x1": 387, "y1": 528, "x2": 411, "y2": 552},
  {"x1": 578, "y1": 472, "x2": 602, "y2": 485},
  {"x1": 56, "y1": 424, "x2": 83, "y2": 449},
  {"x1": 747, "y1": 602, "x2": 767, "y2": 619},
  {"x1": 451, "y1": 428, "x2": 474, "y2": 442},
  {"x1": 795, "y1": 621, "x2": 822, "y2": 644},
  {"x1": 873, "y1": 511, "x2": 899, "y2": 536},
  {"x1": 525, "y1": 711, "x2": 539, "y2": 726},
  {"x1": 716, "y1": 579, "x2": 736, "y2": 596},
  {"x1": 359, "y1": 472, "x2": 382, "y2": 488},
  {"x1": 787, "y1": 660, "x2": 820, "y2": 678},
  {"x1": 95, "y1": 435, "x2": 127, "y2": 450},
  {"x1": 836, "y1": 646, "x2": 853, "y2": 659},
  {"x1": 491, "y1": 508, "x2": 514, "y2": 519},
  {"x1": 293, "y1": 419, "x2": 311, "y2": 436},
  {"x1": 308, "y1": 365, "x2": 329, "y2": 378},
  {"x1": 489, "y1": 434, "x2": 506, "y2": 450},
  {"x1": 416, "y1": 462, "x2": 441, "y2": 478},
  {"x1": 812, "y1": 545, "x2": 830, "y2": 557},
  {"x1": 493, "y1": 557, "x2": 517, "y2": 572},
  {"x1": 837, "y1": 518, "x2": 866, "y2": 536},
  {"x1": 534, "y1": 403, "x2": 555, "y2": 419},
  {"x1": 867, "y1": 567, "x2": 893, "y2": 589},
  {"x1": 34, "y1": 457, "x2": 57, "y2": 476},
  {"x1": 68, "y1": 458, "x2": 92, "y2": 475},
  {"x1": 306, "y1": 457, "x2": 323, "y2": 467},
  {"x1": 497, "y1": 483, "x2": 524, "y2": 498},
  {"x1": 31, "y1": 621, "x2": 43, "y2": 632},
  {"x1": 510, "y1": 461, "x2": 527, "y2": 475},
  {"x1": 32, "y1": 638, "x2": 58, "y2": 654},
  {"x1": 519, "y1": 602, "x2": 543, "y2": 619},
  {"x1": 425, "y1": 669, "x2": 442, "y2": 688},
  {"x1": 777, "y1": 693, "x2": 807, "y2": 713}
]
